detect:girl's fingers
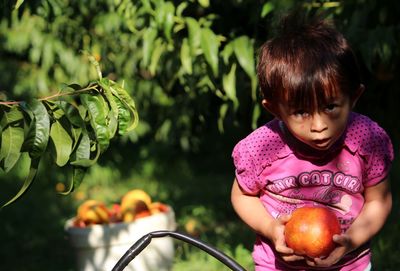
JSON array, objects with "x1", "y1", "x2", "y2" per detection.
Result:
[
  {"x1": 281, "y1": 254, "x2": 305, "y2": 262},
  {"x1": 278, "y1": 214, "x2": 291, "y2": 223},
  {"x1": 275, "y1": 243, "x2": 294, "y2": 254}
]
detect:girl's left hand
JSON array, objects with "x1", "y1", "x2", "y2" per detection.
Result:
[{"x1": 305, "y1": 234, "x2": 353, "y2": 267}]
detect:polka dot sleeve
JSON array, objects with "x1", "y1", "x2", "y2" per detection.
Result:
[
  {"x1": 363, "y1": 124, "x2": 394, "y2": 186},
  {"x1": 232, "y1": 139, "x2": 260, "y2": 194},
  {"x1": 345, "y1": 113, "x2": 394, "y2": 186}
]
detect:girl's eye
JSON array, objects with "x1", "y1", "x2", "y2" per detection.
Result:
[
  {"x1": 325, "y1": 103, "x2": 338, "y2": 112},
  {"x1": 293, "y1": 110, "x2": 309, "y2": 117}
]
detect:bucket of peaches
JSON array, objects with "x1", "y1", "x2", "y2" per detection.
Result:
[{"x1": 65, "y1": 189, "x2": 176, "y2": 271}]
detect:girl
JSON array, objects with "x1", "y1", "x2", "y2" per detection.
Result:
[{"x1": 231, "y1": 13, "x2": 394, "y2": 271}]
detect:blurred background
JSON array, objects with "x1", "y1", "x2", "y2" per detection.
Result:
[{"x1": 0, "y1": 0, "x2": 399, "y2": 270}]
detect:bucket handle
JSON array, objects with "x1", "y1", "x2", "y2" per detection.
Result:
[{"x1": 111, "y1": 230, "x2": 246, "y2": 271}]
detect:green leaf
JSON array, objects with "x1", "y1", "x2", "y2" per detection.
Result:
[
  {"x1": 198, "y1": 0, "x2": 210, "y2": 8},
  {"x1": 261, "y1": 2, "x2": 274, "y2": 18},
  {"x1": 233, "y1": 36, "x2": 255, "y2": 78},
  {"x1": 154, "y1": 1, "x2": 166, "y2": 27},
  {"x1": 70, "y1": 127, "x2": 82, "y2": 151},
  {"x1": 48, "y1": 102, "x2": 65, "y2": 120},
  {"x1": 222, "y1": 63, "x2": 238, "y2": 108},
  {"x1": 21, "y1": 100, "x2": 50, "y2": 159},
  {"x1": 0, "y1": 106, "x2": 25, "y2": 172},
  {"x1": 69, "y1": 132, "x2": 100, "y2": 168},
  {"x1": 108, "y1": 82, "x2": 139, "y2": 133},
  {"x1": 70, "y1": 143, "x2": 101, "y2": 167},
  {"x1": 201, "y1": 27, "x2": 220, "y2": 77},
  {"x1": 50, "y1": 120, "x2": 73, "y2": 167},
  {"x1": 180, "y1": 38, "x2": 193, "y2": 74},
  {"x1": 14, "y1": 0, "x2": 25, "y2": 9},
  {"x1": 2, "y1": 158, "x2": 39, "y2": 208},
  {"x1": 221, "y1": 42, "x2": 234, "y2": 65},
  {"x1": 176, "y1": 2, "x2": 188, "y2": 17},
  {"x1": 98, "y1": 79, "x2": 119, "y2": 138},
  {"x1": 58, "y1": 101, "x2": 85, "y2": 128},
  {"x1": 112, "y1": 95, "x2": 131, "y2": 135},
  {"x1": 186, "y1": 17, "x2": 201, "y2": 56},
  {"x1": 163, "y1": 2, "x2": 175, "y2": 40},
  {"x1": 71, "y1": 132, "x2": 90, "y2": 162},
  {"x1": 80, "y1": 93, "x2": 110, "y2": 153},
  {"x1": 58, "y1": 166, "x2": 87, "y2": 195},
  {"x1": 149, "y1": 39, "x2": 166, "y2": 76},
  {"x1": 218, "y1": 103, "x2": 229, "y2": 133},
  {"x1": 142, "y1": 27, "x2": 158, "y2": 67}
]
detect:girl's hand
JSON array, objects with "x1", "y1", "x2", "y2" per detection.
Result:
[
  {"x1": 305, "y1": 234, "x2": 353, "y2": 267},
  {"x1": 270, "y1": 214, "x2": 305, "y2": 262}
]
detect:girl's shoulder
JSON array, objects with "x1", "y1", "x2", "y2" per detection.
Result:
[
  {"x1": 233, "y1": 119, "x2": 290, "y2": 169},
  {"x1": 344, "y1": 112, "x2": 393, "y2": 157}
]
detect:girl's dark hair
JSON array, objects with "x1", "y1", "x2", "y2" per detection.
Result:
[{"x1": 257, "y1": 12, "x2": 361, "y2": 112}]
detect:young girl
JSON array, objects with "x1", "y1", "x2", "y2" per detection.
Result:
[{"x1": 231, "y1": 13, "x2": 394, "y2": 271}]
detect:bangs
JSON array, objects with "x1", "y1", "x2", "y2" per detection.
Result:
[
  {"x1": 281, "y1": 66, "x2": 341, "y2": 112},
  {"x1": 259, "y1": 39, "x2": 348, "y2": 113},
  {"x1": 256, "y1": 14, "x2": 362, "y2": 112}
]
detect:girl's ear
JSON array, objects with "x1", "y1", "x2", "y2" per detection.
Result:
[
  {"x1": 262, "y1": 99, "x2": 280, "y2": 118},
  {"x1": 351, "y1": 84, "x2": 365, "y2": 108}
]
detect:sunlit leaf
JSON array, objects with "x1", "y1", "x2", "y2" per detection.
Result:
[
  {"x1": 176, "y1": 2, "x2": 188, "y2": 17},
  {"x1": 261, "y1": 2, "x2": 274, "y2": 18},
  {"x1": 69, "y1": 131, "x2": 100, "y2": 168},
  {"x1": 233, "y1": 36, "x2": 255, "y2": 78},
  {"x1": 149, "y1": 39, "x2": 166, "y2": 76},
  {"x1": 14, "y1": 0, "x2": 24, "y2": 9},
  {"x1": 70, "y1": 143, "x2": 101, "y2": 167},
  {"x1": 154, "y1": 1, "x2": 166, "y2": 27},
  {"x1": 201, "y1": 27, "x2": 219, "y2": 77},
  {"x1": 112, "y1": 95, "x2": 131, "y2": 135},
  {"x1": 180, "y1": 38, "x2": 192, "y2": 74},
  {"x1": 98, "y1": 79, "x2": 119, "y2": 137},
  {"x1": 186, "y1": 17, "x2": 201, "y2": 56},
  {"x1": 71, "y1": 132, "x2": 90, "y2": 163},
  {"x1": 0, "y1": 106, "x2": 25, "y2": 172},
  {"x1": 198, "y1": 0, "x2": 210, "y2": 8},
  {"x1": 218, "y1": 103, "x2": 229, "y2": 133},
  {"x1": 108, "y1": 81, "x2": 139, "y2": 133},
  {"x1": 163, "y1": 2, "x2": 175, "y2": 40},
  {"x1": 142, "y1": 27, "x2": 158, "y2": 67},
  {"x1": 21, "y1": 100, "x2": 50, "y2": 159},
  {"x1": 70, "y1": 127, "x2": 82, "y2": 151},
  {"x1": 58, "y1": 101, "x2": 85, "y2": 128},
  {"x1": 221, "y1": 42, "x2": 234, "y2": 65},
  {"x1": 80, "y1": 93, "x2": 110, "y2": 153},
  {"x1": 222, "y1": 63, "x2": 238, "y2": 109},
  {"x1": 50, "y1": 120, "x2": 73, "y2": 167}
]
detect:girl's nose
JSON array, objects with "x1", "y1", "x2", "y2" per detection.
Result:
[{"x1": 310, "y1": 113, "x2": 328, "y2": 132}]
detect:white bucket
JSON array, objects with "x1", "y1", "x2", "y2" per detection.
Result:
[{"x1": 65, "y1": 208, "x2": 176, "y2": 271}]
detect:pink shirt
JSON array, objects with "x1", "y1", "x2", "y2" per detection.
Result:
[{"x1": 232, "y1": 112, "x2": 394, "y2": 270}]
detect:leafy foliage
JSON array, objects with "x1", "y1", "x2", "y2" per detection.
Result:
[
  {"x1": 0, "y1": 77, "x2": 139, "y2": 206},
  {"x1": 1, "y1": 0, "x2": 398, "y2": 150}
]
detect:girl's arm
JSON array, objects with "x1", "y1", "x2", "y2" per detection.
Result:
[
  {"x1": 309, "y1": 178, "x2": 392, "y2": 267},
  {"x1": 231, "y1": 178, "x2": 304, "y2": 262}
]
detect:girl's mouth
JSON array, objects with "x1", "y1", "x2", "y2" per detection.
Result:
[{"x1": 312, "y1": 138, "x2": 331, "y2": 148}]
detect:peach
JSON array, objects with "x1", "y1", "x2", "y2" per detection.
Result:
[{"x1": 284, "y1": 206, "x2": 341, "y2": 258}]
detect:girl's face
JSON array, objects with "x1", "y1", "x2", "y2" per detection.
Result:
[{"x1": 273, "y1": 92, "x2": 354, "y2": 151}]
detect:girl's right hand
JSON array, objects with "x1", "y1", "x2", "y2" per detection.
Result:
[{"x1": 270, "y1": 214, "x2": 305, "y2": 262}]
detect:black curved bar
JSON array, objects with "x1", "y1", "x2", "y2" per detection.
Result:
[{"x1": 111, "y1": 230, "x2": 246, "y2": 271}]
